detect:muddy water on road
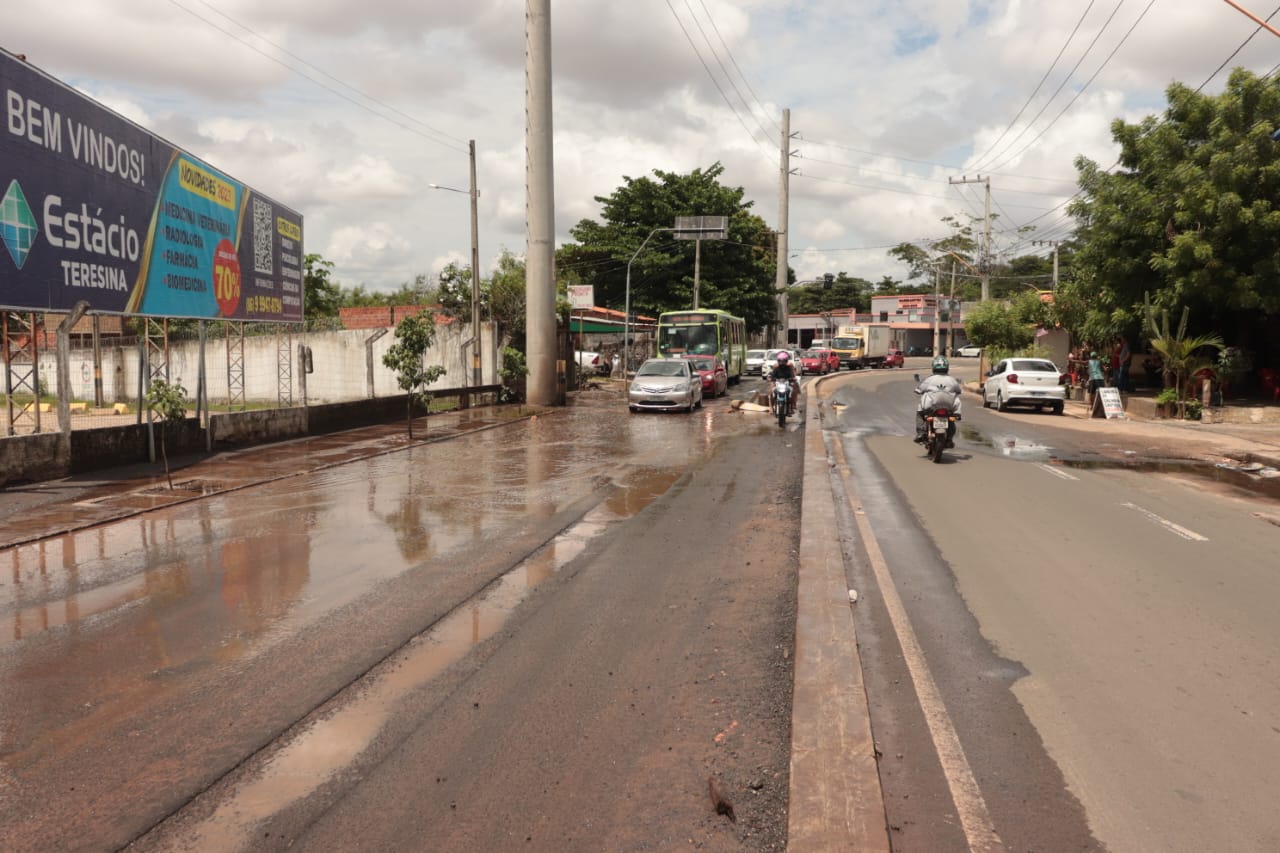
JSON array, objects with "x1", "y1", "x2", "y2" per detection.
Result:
[{"x1": 0, "y1": 392, "x2": 774, "y2": 851}]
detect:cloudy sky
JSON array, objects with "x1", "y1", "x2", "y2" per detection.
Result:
[{"x1": 6, "y1": 0, "x2": 1278, "y2": 296}]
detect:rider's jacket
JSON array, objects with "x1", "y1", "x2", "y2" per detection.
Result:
[
  {"x1": 772, "y1": 362, "x2": 796, "y2": 381},
  {"x1": 916, "y1": 374, "x2": 963, "y2": 414}
]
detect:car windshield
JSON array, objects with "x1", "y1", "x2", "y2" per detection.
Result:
[
  {"x1": 746, "y1": 350, "x2": 765, "y2": 359},
  {"x1": 802, "y1": 350, "x2": 822, "y2": 357},
  {"x1": 1011, "y1": 360, "x2": 1058, "y2": 373},
  {"x1": 636, "y1": 361, "x2": 688, "y2": 377},
  {"x1": 688, "y1": 358, "x2": 714, "y2": 370}
]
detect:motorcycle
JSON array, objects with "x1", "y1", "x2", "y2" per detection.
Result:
[
  {"x1": 914, "y1": 373, "x2": 958, "y2": 463},
  {"x1": 771, "y1": 377, "x2": 792, "y2": 427},
  {"x1": 921, "y1": 405, "x2": 957, "y2": 463}
]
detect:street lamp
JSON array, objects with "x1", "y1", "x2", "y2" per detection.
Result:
[
  {"x1": 428, "y1": 138, "x2": 482, "y2": 388},
  {"x1": 624, "y1": 227, "x2": 673, "y2": 376}
]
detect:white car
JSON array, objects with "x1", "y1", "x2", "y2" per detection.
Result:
[
  {"x1": 745, "y1": 349, "x2": 769, "y2": 375},
  {"x1": 956, "y1": 344, "x2": 983, "y2": 358},
  {"x1": 628, "y1": 358, "x2": 704, "y2": 413},
  {"x1": 983, "y1": 357, "x2": 1068, "y2": 414},
  {"x1": 575, "y1": 350, "x2": 611, "y2": 376},
  {"x1": 762, "y1": 348, "x2": 805, "y2": 377}
]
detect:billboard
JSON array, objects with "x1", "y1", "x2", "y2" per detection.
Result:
[{"x1": 0, "y1": 51, "x2": 303, "y2": 322}]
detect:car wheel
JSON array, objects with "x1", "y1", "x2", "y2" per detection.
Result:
[
  {"x1": 996, "y1": 392, "x2": 1008, "y2": 412},
  {"x1": 1052, "y1": 401, "x2": 1064, "y2": 415}
]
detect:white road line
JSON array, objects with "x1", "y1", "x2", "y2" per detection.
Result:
[
  {"x1": 1121, "y1": 502, "x2": 1209, "y2": 541},
  {"x1": 832, "y1": 437, "x2": 1004, "y2": 853},
  {"x1": 1038, "y1": 463, "x2": 1079, "y2": 481}
]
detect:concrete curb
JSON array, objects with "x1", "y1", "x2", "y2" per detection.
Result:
[{"x1": 788, "y1": 379, "x2": 890, "y2": 851}]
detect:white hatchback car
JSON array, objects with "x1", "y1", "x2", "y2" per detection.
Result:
[{"x1": 983, "y1": 357, "x2": 1068, "y2": 414}]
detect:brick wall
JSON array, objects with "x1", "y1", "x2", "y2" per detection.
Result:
[{"x1": 338, "y1": 305, "x2": 454, "y2": 330}]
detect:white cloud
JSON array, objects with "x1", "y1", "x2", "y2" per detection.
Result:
[{"x1": 6, "y1": 0, "x2": 1270, "y2": 296}]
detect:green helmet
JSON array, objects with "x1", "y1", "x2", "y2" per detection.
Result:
[{"x1": 931, "y1": 356, "x2": 950, "y2": 375}]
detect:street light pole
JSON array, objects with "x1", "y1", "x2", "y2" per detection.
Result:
[
  {"x1": 429, "y1": 143, "x2": 483, "y2": 388},
  {"x1": 624, "y1": 227, "x2": 673, "y2": 376}
]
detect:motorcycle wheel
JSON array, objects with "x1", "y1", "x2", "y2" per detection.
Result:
[
  {"x1": 931, "y1": 434, "x2": 945, "y2": 463},
  {"x1": 778, "y1": 401, "x2": 787, "y2": 427}
]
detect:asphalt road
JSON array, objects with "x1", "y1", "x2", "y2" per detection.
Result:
[{"x1": 820, "y1": 365, "x2": 1280, "y2": 851}]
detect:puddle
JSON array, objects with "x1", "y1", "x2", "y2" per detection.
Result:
[
  {"x1": 163, "y1": 468, "x2": 677, "y2": 850},
  {"x1": 1060, "y1": 458, "x2": 1280, "y2": 501}
]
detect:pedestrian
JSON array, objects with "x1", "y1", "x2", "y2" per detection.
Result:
[
  {"x1": 1115, "y1": 336, "x2": 1131, "y2": 392},
  {"x1": 611, "y1": 352, "x2": 621, "y2": 377},
  {"x1": 1087, "y1": 350, "x2": 1105, "y2": 406}
]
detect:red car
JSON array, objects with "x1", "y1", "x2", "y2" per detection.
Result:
[
  {"x1": 683, "y1": 355, "x2": 729, "y2": 398},
  {"x1": 884, "y1": 349, "x2": 905, "y2": 368},
  {"x1": 800, "y1": 348, "x2": 839, "y2": 375}
]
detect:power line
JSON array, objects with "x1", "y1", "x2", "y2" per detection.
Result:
[
  {"x1": 695, "y1": 0, "x2": 779, "y2": 135},
  {"x1": 985, "y1": 0, "x2": 1159, "y2": 173},
  {"x1": 167, "y1": 0, "x2": 468, "y2": 153},
  {"x1": 1196, "y1": 4, "x2": 1280, "y2": 90},
  {"x1": 679, "y1": 0, "x2": 776, "y2": 143},
  {"x1": 969, "y1": 0, "x2": 1134, "y2": 173},
  {"x1": 664, "y1": 0, "x2": 777, "y2": 162},
  {"x1": 965, "y1": 0, "x2": 1099, "y2": 170}
]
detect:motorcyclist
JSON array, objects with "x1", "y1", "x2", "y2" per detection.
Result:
[
  {"x1": 914, "y1": 356, "x2": 963, "y2": 445},
  {"x1": 771, "y1": 351, "x2": 800, "y2": 414}
]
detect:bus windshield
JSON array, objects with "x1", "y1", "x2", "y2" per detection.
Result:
[{"x1": 659, "y1": 324, "x2": 719, "y2": 356}]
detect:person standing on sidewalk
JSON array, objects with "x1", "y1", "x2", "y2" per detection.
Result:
[
  {"x1": 1087, "y1": 351, "x2": 1106, "y2": 407},
  {"x1": 1114, "y1": 336, "x2": 1131, "y2": 392}
]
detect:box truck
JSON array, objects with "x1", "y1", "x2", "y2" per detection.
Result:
[{"x1": 830, "y1": 325, "x2": 891, "y2": 369}]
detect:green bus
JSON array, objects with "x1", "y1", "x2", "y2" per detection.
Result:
[{"x1": 656, "y1": 309, "x2": 748, "y2": 384}]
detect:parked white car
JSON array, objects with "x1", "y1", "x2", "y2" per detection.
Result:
[
  {"x1": 983, "y1": 357, "x2": 1068, "y2": 414},
  {"x1": 956, "y1": 344, "x2": 983, "y2": 358},
  {"x1": 575, "y1": 350, "x2": 611, "y2": 376}
]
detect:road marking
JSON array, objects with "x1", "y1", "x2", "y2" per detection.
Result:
[
  {"x1": 1038, "y1": 463, "x2": 1079, "y2": 481},
  {"x1": 831, "y1": 436, "x2": 1005, "y2": 853},
  {"x1": 1121, "y1": 502, "x2": 1208, "y2": 541}
]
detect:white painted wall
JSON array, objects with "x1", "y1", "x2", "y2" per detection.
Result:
[{"x1": 35, "y1": 322, "x2": 497, "y2": 405}]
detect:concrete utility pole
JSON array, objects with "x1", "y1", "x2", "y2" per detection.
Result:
[
  {"x1": 468, "y1": 139, "x2": 482, "y2": 387},
  {"x1": 525, "y1": 0, "x2": 557, "y2": 406},
  {"x1": 949, "y1": 175, "x2": 991, "y2": 301},
  {"x1": 1033, "y1": 239, "x2": 1060, "y2": 290},
  {"x1": 775, "y1": 108, "x2": 796, "y2": 347}
]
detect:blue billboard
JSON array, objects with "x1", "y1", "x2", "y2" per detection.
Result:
[{"x1": 0, "y1": 51, "x2": 303, "y2": 322}]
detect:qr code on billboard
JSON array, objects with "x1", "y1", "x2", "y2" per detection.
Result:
[{"x1": 253, "y1": 198, "x2": 273, "y2": 275}]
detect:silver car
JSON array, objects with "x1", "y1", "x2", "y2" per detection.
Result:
[
  {"x1": 983, "y1": 357, "x2": 1067, "y2": 414},
  {"x1": 628, "y1": 358, "x2": 704, "y2": 413}
]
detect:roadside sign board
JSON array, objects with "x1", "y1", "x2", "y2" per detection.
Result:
[
  {"x1": 674, "y1": 215, "x2": 727, "y2": 240},
  {"x1": 1093, "y1": 387, "x2": 1126, "y2": 419},
  {"x1": 568, "y1": 284, "x2": 594, "y2": 309},
  {"x1": 1, "y1": 51, "x2": 303, "y2": 322}
]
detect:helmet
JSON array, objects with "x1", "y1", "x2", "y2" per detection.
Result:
[
  {"x1": 776, "y1": 351, "x2": 790, "y2": 362},
  {"x1": 931, "y1": 356, "x2": 950, "y2": 374}
]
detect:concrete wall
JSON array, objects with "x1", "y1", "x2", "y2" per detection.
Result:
[
  {"x1": 32, "y1": 321, "x2": 498, "y2": 407},
  {"x1": 210, "y1": 407, "x2": 308, "y2": 447},
  {"x1": 0, "y1": 432, "x2": 68, "y2": 486}
]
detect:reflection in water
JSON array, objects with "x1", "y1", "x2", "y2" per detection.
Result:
[{"x1": 174, "y1": 511, "x2": 605, "y2": 851}]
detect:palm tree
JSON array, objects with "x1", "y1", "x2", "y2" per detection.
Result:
[{"x1": 1143, "y1": 296, "x2": 1223, "y2": 417}]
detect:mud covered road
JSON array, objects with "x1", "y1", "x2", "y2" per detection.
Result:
[{"x1": 3, "y1": 385, "x2": 803, "y2": 852}]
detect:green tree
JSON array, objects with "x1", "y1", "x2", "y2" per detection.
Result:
[
  {"x1": 556, "y1": 163, "x2": 778, "y2": 332},
  {"x1": 382, "y1": 313, "x2": 447, "y2": 439},
  {"x1": 1069, "y1": 69, "x2": 1280, "y2": 358},
  {"x1": 437, "y1": 261, "x2": 474, "y2": 321},
  {"x1": 304, "y1": 254, "x2": 342, "y2": 319},
  {"x1": 962, "y1": 296, "x2": 1037, "y2": 354},
  {"x1": 144, "y1": 379, "x2": 187, "y2": 490},
  {"x1": 487, "y1": 249, "x2": 527, "y2": 349},
  {"x1": 787, "y1": 273, "x2": 872, "y2": 315}
]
